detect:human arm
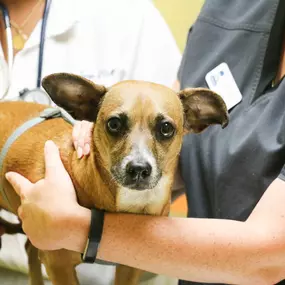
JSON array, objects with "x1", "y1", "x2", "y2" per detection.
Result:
[
  {"x1": 99, "y1": 178, "x2": 285, "y2": 285},
  {"x1": 99, "y1": 205, "x2": 267, "y2": 285}
]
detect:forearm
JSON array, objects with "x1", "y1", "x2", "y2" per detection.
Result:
[
  {"x1": 68, "y1": 207, "x2": 266, "y2": 284},
  {"x1": 99, "y1": 214, "x2": 268, "y2": 284}
]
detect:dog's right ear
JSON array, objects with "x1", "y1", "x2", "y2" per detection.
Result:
[{"x1": 42, "y1": 73, "x2": 108, "y2": 121}]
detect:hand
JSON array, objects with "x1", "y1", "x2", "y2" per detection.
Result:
[
  {"x1": 5, "y1": 140, "x2": 88, "y2": 251},
  {"x1": 72, "y1": 121, "x2": 94, "y2": 159}
]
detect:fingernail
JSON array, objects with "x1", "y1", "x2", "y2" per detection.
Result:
[
  {"x1": 77, "y1": 147, "x2": 83, "y2": 159},
  {"x1": 83, "y1": 144, "x2": 90, "y2": 156},
  {"x1": 5, "y1": 173, "x2": 11, "y2": 181},
  {"x1": 45, "y1": 140, "x2": 57, "y2": 152},
  {"x1": 45, "y1": 140, "x2": 53, "y2": 148}
]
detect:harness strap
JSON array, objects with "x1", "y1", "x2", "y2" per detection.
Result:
[{"x1": 0, "y1": 108, "x2": 75, "y2": 211}]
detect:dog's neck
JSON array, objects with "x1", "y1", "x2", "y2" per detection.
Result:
[{"x1": 67, "y1": 143, "x2": 118, "y2": 212}]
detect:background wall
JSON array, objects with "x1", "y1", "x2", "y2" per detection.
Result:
[
  {"x1": 153, "y1": 0, "x2": 204, "y2": 51},
  {"x1": 153, "y1": 0, "x2": 204, "y2": 216}
]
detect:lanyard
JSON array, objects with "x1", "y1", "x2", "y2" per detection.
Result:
[{"x1": 0, "y1": 0, "x2": 52, "y2": 100}]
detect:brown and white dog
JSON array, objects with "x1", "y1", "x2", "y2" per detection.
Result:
[{"x1": 0, "y1": 73, "x2": 228, "y2": 285}]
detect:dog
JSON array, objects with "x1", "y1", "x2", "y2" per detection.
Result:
[{"x1": 0, "y1": 73, "x2": 228, "y2": 285}]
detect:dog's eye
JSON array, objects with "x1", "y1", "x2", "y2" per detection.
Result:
[
  {"x1": 160, "y1": 122, "x2": 175, "y2": 138},
  {"x1": 107, "y1": 117, "x2": 122, "y2": 134}
]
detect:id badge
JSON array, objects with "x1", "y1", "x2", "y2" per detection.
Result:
[{"x1": 205, "y1": 62, "x2": 242, "y2": 110}]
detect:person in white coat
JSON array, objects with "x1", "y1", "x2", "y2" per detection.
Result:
[{"x1": 0, "y1": 0, "x2": 181, "y2": 283}]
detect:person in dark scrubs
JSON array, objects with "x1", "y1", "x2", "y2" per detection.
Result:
[
  {"x1": 177, "y1": 0, "x2": 285, "y2": 284},
  {"x1": 5, "y1": 1, "x2": 285, "y2": 284}
]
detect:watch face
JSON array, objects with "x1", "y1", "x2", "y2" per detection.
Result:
[{"x1": 21, "y1": 88, "x2": 52, "y2": 105}]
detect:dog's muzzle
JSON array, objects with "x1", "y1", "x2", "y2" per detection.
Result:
[
  {"x1": 124, "y1": 160, "x2": 152, "y2": 190},
  {"x1": 111, "y1": 158, "x2": 161, "y2": 191}
]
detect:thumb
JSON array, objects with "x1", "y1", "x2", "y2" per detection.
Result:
[
  {"x1": 5, "y1": 172, "x2": 33, "y2": 200},
  {"x1": 44, "y1": 140, "x2": 67, "y2": 179}
]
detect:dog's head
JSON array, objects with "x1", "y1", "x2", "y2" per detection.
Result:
[{"x1": 42, "y1": 73, "x2": 228, "y2": 192}]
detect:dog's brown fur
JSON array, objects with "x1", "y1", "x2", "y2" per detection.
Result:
[{"x1": 0, "y1": 73, "x2": 228, "y2": 285}]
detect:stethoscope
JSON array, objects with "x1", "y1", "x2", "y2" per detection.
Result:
[{"x1": 0, "y1": 0, "x2": 53, "y2": 105}]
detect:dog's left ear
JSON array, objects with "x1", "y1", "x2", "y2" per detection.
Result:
[
  {"x1": 178, "y1": 88, "x2": 229, "y2": 134},
  {"x1": 42, "y1": 73, "x2": 108, "y2": 121}
]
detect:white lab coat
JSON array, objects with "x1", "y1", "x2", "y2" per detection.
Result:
[
  {"x1": 0, "y1": 0, "x2": 181, "y2": 100},
  {"x1": 0, "y1": 0, "x2": 181, "y2": 284}
]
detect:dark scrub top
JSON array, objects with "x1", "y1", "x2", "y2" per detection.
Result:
[{"x1": 178, "y1": 1, "x2": 285, "y2": 284}]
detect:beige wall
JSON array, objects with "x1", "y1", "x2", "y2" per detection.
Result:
[
  {"x1": 153, "y1": 0, "x2": 204, "y2": 51},
  {"x1": 153, "y1": 0, "x2": 204, "y2": 216}
]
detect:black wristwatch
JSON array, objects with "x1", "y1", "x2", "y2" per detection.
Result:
[{"x1": 81, "y1": 208, "x2": 105, "y2": 263}]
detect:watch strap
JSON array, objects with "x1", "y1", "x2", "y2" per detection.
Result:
[{"x1": 82, "y1": 208, "x2": 105, "y2": 263}]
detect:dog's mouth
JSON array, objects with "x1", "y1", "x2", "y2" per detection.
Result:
[
  {"x1": 122, "y1": 178, "x2": 160, "y2": 191},
  {"x1": 111, "y1": 167, "x2": 162, "y2": 191}
]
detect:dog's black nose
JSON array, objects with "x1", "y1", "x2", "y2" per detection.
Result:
[{"x1": 126, "y1": 161, "x2": 152, "y2": 181}]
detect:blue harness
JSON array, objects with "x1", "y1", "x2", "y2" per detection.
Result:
[{"x1": 0, "y1": 108, "x2": 76, "y2": 211}]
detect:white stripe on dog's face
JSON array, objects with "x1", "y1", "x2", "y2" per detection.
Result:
[
  {"x1": 121, "y1": 126, "x2": 158, "y2": 179},
  {"x1": 111, "y1": 124, "x2": 162, "y2": 191}
]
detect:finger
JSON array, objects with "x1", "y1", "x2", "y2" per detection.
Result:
[
  {"x1": 83, "y1": 122, "x2": 93, "y2": 156},
  {"x1": 17, "y1": 205, "x2": 24, "y2": 220},
  {"x1": 84, "y1": 122, "x2": 93, "y2": 145},
  {"x1": 72, "y1": 121, "x2": 81, "y2": 150},
  {"x1": 44, "y1": 140, "x2": 67, "y2": 179},
  {"x1": 5, "y1": 172, "x2": 33, "y2": 200},
  {"x1": 83, "y1": 143, "x2": 90, "y2": 156},
  {"x1": 77, "y1": 121, "x2": 91, "y2": 158}
]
